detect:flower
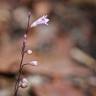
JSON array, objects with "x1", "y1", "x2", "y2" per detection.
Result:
[
  {"x1": 31, "y1": 15, "x2": 49, "y2": 27},
  {"x1": 29, "y1": 60, "x2": 38, "y2": 66}
]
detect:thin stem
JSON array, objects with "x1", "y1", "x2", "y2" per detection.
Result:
[
  {"x1": 14, "y1": 43, "x2": 25, "y2": 96},
  {"x1": 14, "y1": 13, "x2": 31, "y2": 96}
]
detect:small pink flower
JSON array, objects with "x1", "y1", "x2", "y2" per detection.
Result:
[{"x1": 31, "y1": 15, "x2": 49, "y2": 27}]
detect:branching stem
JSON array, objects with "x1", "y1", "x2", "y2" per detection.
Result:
[{"x1": 14, "y1": 13, "x2": 31, "y2": 96}]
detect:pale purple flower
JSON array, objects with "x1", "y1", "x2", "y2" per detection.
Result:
[{"x1": 31, "y1": 15, "x2": 49, "y2": 27}]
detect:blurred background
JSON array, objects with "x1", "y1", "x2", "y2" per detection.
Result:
[{"x1": 0, "y1": 0, "x2": 96, "y2": 96}]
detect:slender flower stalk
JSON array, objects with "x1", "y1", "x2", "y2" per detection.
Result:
[
  {"x1": 14, "y1": 13, "x2": 49, "y2": 96},
  {"x1": 14, "y1": 12, "x2": 31, "y2": 96}
]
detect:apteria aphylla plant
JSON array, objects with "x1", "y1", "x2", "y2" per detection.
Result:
[{"x1": 14, "y1": 12, "x2": 49, "y2": 96}]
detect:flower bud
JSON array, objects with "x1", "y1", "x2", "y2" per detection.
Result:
[
  {"x1": 29, "y1": 60, "x2": 38, "y2": 66},
  {"x1": 19, "y1": 78, "x2": 28, "y2": 88},
  {"x1": 27, "y1": 49, "x2": 32, "y2": 55},
  {"x1": 24, "y1": 34, "x2": 27, "y2": 38}
]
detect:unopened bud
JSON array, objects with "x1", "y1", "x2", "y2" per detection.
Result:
[
  {"x1": 27, "y1": 49, "x2": 32, "y2": 55},
  {"x1": 29, "y1": 60, "x2": 38, "y2": 66},
  {"x1": 24, "y1": 34, "x2": 27, "y2": 38},
  {"x1": 19, "y1": 78, "x2": 28, "y2": 88}
]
